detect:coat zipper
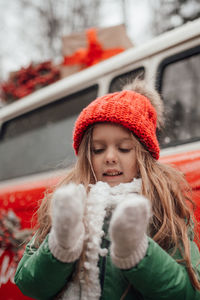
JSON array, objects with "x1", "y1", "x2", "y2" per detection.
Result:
[
  {"x1": 100, "y1": 238, "x2": 110, "y2": 291},
  {"x1": 99, "y1": 214, "x2": 111, "y2": 293}
]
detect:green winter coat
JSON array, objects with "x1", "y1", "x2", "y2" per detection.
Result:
[{"x1": 15, "y1": 232, "x2": 200, "y2": 300}]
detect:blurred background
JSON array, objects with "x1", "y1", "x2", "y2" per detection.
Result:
[{"x1": 0, "y1": 0, "x2": 200, "y2": 81}]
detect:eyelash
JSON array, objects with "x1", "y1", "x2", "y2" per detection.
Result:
[
  {"x1": 92, "y1": 149, "x2": 104, "y2": 154},
  {"x1": 92, "y1": 148, "x2": 131, "y2": 154},
  {"x1": 119, "y1": 148, "x2": 131, "y2": 153}
]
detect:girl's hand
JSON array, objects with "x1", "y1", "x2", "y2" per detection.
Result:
[
  {"x1": 48, "y1": 183, "x2": 86, "y2": 262},
  {"x1": 109, "y1": 194, "x2": 151, "y2": 269}
]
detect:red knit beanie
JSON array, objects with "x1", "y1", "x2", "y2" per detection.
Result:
[{"x1": 73, "y1": 89, "x2": 160, "y2": 159}]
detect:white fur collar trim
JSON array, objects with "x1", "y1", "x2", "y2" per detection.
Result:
[{"x1": 60, "y1": 179, "x2": 142, "y2": 300}]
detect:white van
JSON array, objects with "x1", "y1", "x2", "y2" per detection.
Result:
[
  {"x1": 0, "y1": 18, "x2": 199, "y2": 184},
  {"x1": 0, "y1": 18, "x2": 200, "y2": 300}
]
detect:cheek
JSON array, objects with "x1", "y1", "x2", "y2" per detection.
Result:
[
  {"x1": 91, "y1": 156, "x2": 101, "y2": 175},
  {"x1": 131, "y1": 163, "x2": 138, "y2": 177},
  {"x1": 126, "y1": 154, "x2": 137, "y2": 176}
]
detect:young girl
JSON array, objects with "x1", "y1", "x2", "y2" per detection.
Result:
[{"x1": 15, "y1": 80, "x2": 200, "y2": 300}]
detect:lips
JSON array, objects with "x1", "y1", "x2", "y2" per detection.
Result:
[{"x1": 103, "y1": 170, "x2": 123, "y2": 176}]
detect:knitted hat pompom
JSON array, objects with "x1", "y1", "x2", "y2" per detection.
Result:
[
  {"x1": 73, "y1": 79, "x2": 164, "y2": 160},
  {"x1": 123, "y1": 79, "x2": 164, "y2": 129}
]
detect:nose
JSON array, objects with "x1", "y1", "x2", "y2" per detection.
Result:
[{"x1": 105, "y1": 147, "x2": 118, "y2": 164}]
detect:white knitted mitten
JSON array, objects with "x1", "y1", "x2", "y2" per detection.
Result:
[
  {"x1": 48, "y1": 183, "x2": 86, "y2": 263},
  {"x1": 109, "y1": 194, "x2": 151, "y2": 269}
]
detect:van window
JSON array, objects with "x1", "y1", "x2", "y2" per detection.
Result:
[
  {"x1": 109, "y1": 67, "x2": 145, "y2": 93},
  {"x1": 0, "y1": 85, "x2": 98, "y2": 181},
  {"x1": 158, "y1": 47, "x2": 200, "y2": 147}
]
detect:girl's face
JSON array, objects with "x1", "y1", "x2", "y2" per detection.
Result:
[{"x1": 91, "y1": 123, "x2": 138, "y2": 187}]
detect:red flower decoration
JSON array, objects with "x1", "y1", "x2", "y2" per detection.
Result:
[{"x1": 1, "y1": 61, "x2": 60, "y2": 103}]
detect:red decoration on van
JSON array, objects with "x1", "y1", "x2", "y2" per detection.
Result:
[
  {"x1": 1, "y1": 61, "x2": 60, "y2": 103},
  {"x1": 63, "y1": 28, "x2": 125, "y2": 68}
]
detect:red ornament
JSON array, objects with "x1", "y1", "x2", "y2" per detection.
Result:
[
  {"x1": 1, "y1": 61, "x2": 60, "y2": 103},
  {"x1": 63, "y1": 28, "x2": 125, "y2": 69}
]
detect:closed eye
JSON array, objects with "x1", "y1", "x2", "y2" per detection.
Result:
[
  {"x1": 92, "y1": 148, "x2": 104, "y2": 154},
  {"x1": 119, "y1": 148, "x2": 132, "y2": 153}
]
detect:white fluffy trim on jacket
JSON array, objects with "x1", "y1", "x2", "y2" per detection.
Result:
[{"x1": 58, "y1": 178, "x2": 142, "y2": 300}]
